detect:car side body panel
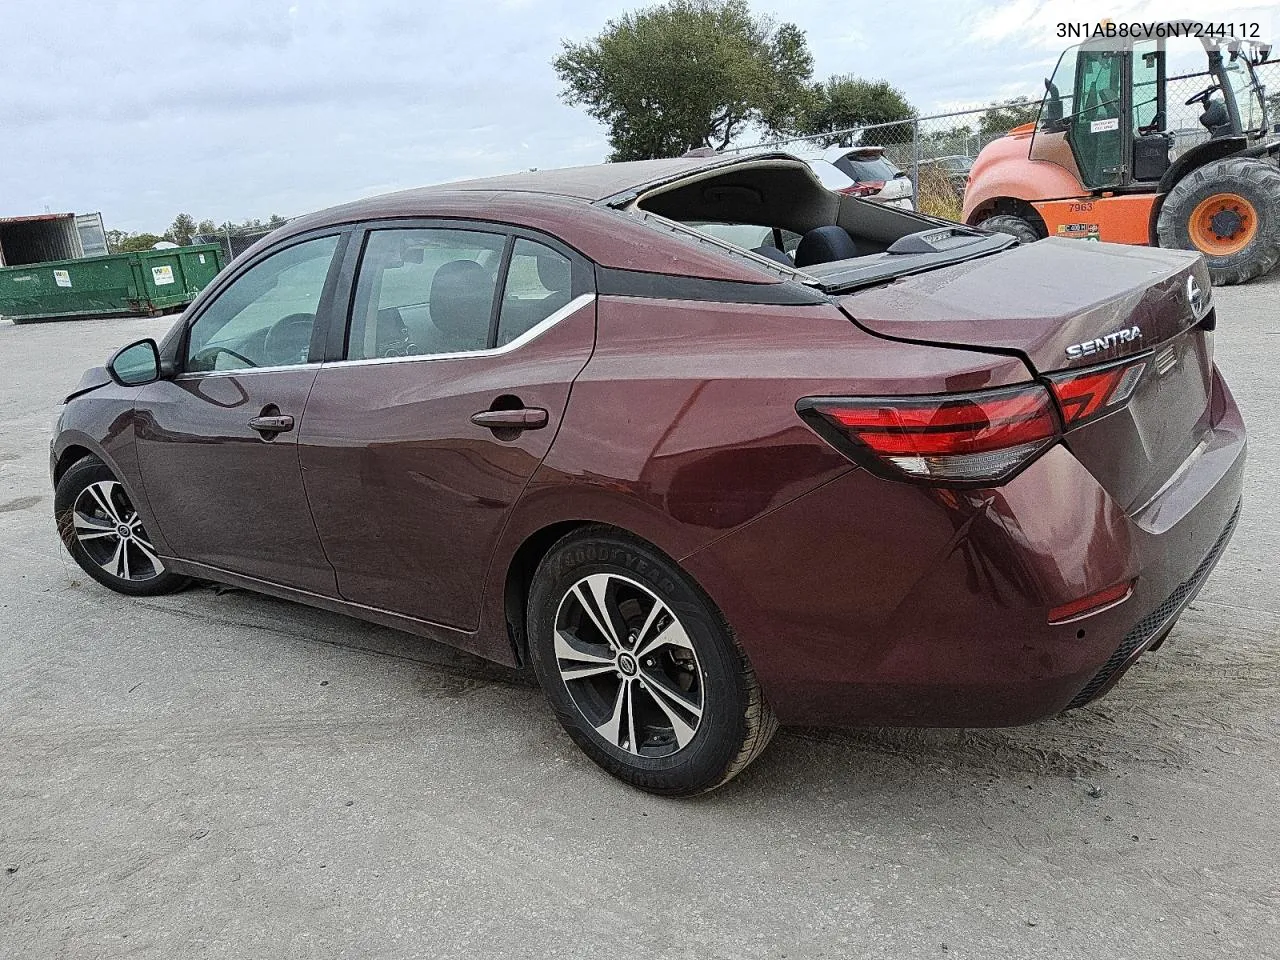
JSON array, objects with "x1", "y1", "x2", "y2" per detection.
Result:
[
  {"x1": 683, "y1": 372, "x2": 1245, "y2": 726},
  {"x1": 299, "y1": 297, "x2": 598, "y2": 636},
  {"x1": 473, "y1": 295, "x2": 1036, "y2": 663}
]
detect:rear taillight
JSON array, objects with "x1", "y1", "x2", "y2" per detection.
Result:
[
  {"x1": 800, "y1": 356, "x2": 1152, "y2": 487},
  {"x1": 837, "y1": 181, "x2": 884, "y2": 197},
  {"x1": 1046, "y1": 355, "x2": 1148, "y2": 428},
  {"x1": 798, "y1": 384, "x2": 1058, "y2": 485}
]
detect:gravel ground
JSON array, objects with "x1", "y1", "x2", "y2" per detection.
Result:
[{"x1": 1, "y1": 276, "x2": 1277, "y2": 960}]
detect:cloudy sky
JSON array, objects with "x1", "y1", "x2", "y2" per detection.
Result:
[{"x1": 2, "y1": 0, "x2": 1272, "y2": 232}]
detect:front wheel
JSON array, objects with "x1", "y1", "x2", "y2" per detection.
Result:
[
  {"x1": 54, "y1": 455, "x2": 189, "y2": 596},
  {"x1": 527, "y1": 527, "x2": 777, "y2": 796},
  {"x1": 978, "y1": 213, "x2": 1042, "y2": 244},
  {"x1": 1157, "y1": 157, "x2": 1280, "y2": 285}
]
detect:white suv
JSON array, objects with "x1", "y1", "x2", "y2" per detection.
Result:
[{"x1": 807, "y1": 146, "x2": 914, "y2": 210}]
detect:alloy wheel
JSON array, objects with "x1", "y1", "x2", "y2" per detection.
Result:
[
  {"x1": 70, "y1": 480, "x2": 165, "y2": 582},
  {"x1": 553, "y1": 573, "x2": 704, "y2": 758}
]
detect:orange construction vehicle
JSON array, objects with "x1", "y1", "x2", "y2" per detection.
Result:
[{"x1": 963, "y1": 24, "x2": 1280, "y2": 284}]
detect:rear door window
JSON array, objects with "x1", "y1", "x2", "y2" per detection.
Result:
[
  {"x1": 346, "y1": 228, "x2": 505, "y2": 360},
  {"x1": 496, "y1": 239, "x2": 574, "y2": 347}
]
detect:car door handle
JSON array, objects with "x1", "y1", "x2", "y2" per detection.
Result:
[
  {"x1": 248, "y1": 414, "x2": 295, "y2": 435},
  {"x1": 470, "y1": 408, "x2": 548, "y2": 431}
]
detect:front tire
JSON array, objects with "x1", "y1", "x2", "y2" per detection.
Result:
[
  {"x1": 527, "y1": 527, "x2": 776, "y2": 796},
  {"x1": 54, "y1": 455, "x2": 188, "y2": 596},
  {"x1": 978, "y1": 213, "x2": 1042, "y2": 243},
  {"x1": 1157, "y1": 157, "x2": 1280, "y2": 285}
]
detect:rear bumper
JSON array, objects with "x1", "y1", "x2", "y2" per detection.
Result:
[
  {"x1": 683, "y1": 370, "x2": 1246, "y2": 727},
  {"x1": 1064, "y1": 498, "x2": 1238, "y2": 709}
]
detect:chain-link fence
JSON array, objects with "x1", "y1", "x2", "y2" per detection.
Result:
[
  {"x1": 729, "y1": 60, "x2": 1280, "y2": 220},
  {"x1": 192, "y1": 226, "x2": 281, "y2": 264}
]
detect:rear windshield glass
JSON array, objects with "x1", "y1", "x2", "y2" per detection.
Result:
[
  {"x1": 835, "y1": 155, "x2": 899, "y2": 182},
  {"x1": 686, "y1": 222, "x2": 803, "y2": 255}
]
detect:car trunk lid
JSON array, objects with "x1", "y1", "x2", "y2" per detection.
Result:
[{"x1": 837, "y1": 239, "x2": 1215, "y2": 512}]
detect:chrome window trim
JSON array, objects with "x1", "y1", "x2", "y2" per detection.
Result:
[
  {"x1": 174, "y1": 362, "x2": 323, "y2": 381},
  {"x1": 322, "y1": 293, "x2": 596, "y2": 368}
]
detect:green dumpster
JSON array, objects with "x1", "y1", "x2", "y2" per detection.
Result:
[{"x1": 0, "y1": 243, "x2": 225, "y2": 324}]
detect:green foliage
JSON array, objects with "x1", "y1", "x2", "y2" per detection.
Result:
[
  {"x1": 1266, "y1": 90, "x2": 1280, "y2": 126},
  {"x1": 915, "y1": 165, "x2": 964, "y2": 221},
  {"x1": 979, "y1": 96, "x2": 1040, "y2": 138},
  {"x1": 553, "y1": 0, "x2": 813, "y2": 160},
  {"x1": 218, "y1": 214, "x2": 288, "y2": 234},
  {"x1": 165, "y1": 213, "x2": 197, "y2": 246},
  {"x1": 112, "y1": 232, "x2": 165, "y2": 253},
  {"x1": 790, "y1": 76, "x2": 915, "y2": 144},
  {"x1": 921, "y1": 123, "x2": 977, "y2": 158},
  {"x1": 104, "y1": 212, "x2": 288, "y2": 254}
]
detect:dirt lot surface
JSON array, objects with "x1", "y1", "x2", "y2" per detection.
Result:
[{"x1": 2, "y1": 275, "x2": 1277, "y2": 959}]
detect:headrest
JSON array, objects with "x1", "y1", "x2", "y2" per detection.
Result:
[
  {"x1": 794, "y1": 225, "x2": 860, "y2": 267},
  {"x1": 429, "y1": 260, "x2": 492, "y2": 338},
  {"x1": 536, "y1": 251, "x2": 571, "y2": 294}
]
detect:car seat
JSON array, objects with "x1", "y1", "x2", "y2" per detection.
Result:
[
  {"x1": 751, "y1": 244, "x2": 793, "y2": 265},
  {"x1": 427, "y1": 260, "x2": 493, "y2": 352},
  {"x1": 373, "y1": 306, "x2": 414, "y2": 357},
  {"x1": 794, "y1": 225, "x2": 860, "y2": 267}
]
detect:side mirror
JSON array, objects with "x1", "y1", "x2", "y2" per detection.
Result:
[
  {"x1": 107, "y1": 338, "x2": 163, "y2": 386},
  {"x1": 1043, "y1": 78, "x2": 1064, "y2": 127}
]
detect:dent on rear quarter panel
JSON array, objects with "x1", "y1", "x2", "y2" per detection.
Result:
[{"x1": 489, "y1": 295, "x2": 1034, "y2": 571}]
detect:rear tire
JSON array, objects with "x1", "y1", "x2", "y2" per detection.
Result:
[
  {"x1": 1157, "y1": 157, "x2": 1280, "y2": 285},
  {"x1": 54, "y1": 455, "x2": 188, "y2": 596},
  {"x1": 526, "y1": 526, "x2": 777, "y2": 796},
  {"x1": 979, "y1": 214, "x2": 1042, "y2": 244}
]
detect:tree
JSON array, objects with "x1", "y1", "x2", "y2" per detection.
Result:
[
  {"x1": 553, "y1": 0, "x2": 813, "y2": 160},
  {"x1": 921, "y1": 123, "x2": 978, "y2": 160},
  {"x1": 1266, "y1": 90, "x2": 1280, "y2": 127},
  {"x1": 979, "y1": 96, "x2": 1040, "y2": 139},
  {"x1": 790, "y1": 76, "x2": 915, "y2": 144},
  {"x1": 165, "y1": 212, "x2": 197, "y2": 245},
  {"x1": 196, "y1": 219, "x2": 218, "y2": 237},
  {"x1": 115, "y1": 232, "x2": 166, "y2": 252}
]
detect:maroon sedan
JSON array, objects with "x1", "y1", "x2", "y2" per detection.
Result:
[{"x1": 51, "y1": 153, "x2": 1244, "y2": 795}]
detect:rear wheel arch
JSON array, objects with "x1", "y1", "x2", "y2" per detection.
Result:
[
  {"x1": 503, "y1": 520, "x2": 597, "y2": 666},
  {"x1": 502, "y1": 519, "x2": 722, "y2": 668}
]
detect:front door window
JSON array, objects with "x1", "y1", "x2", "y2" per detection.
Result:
[{"x1": 185, "y1": 235, "x2": 339, "y2": 372}]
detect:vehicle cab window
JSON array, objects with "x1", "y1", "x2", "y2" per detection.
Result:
[
  {"x1": 184, "y1": 235, "x2": 339, "y2": 372},
  {"x1": 346, "y1": 228, "x2": 505, "y2": 360},
  {"x1": 1071, "y1": 49, "x2": 1124, "y2": 188}
]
